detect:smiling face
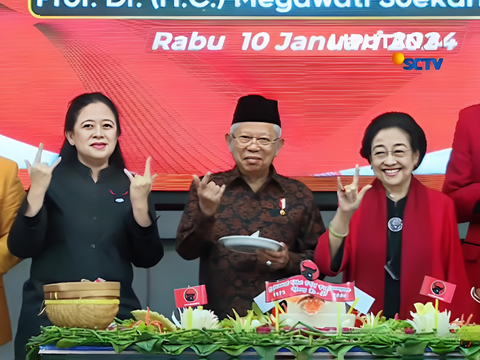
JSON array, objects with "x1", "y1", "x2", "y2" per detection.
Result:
[
  {"x1": 226, "y1": 122, "x2": 284, "y2": 177},
  {"x1": 66, "y1": 102, "x2": 118, "y2": 168},
  {"x1": 370, "y1": 127, "x2": 420, "y2": 192}
]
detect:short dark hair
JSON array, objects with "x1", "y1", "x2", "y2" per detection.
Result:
[
  {"x1": 59, "y1": 92, "x2": 126, "y2": 169},
  {"x1": 360, "y1": 112, "x2": 427, "y2": 170}
]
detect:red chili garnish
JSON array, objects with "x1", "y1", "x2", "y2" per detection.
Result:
[
  {"x1": 300, "y1": 329, "x2": 320, "y2": 338},
  {"x1": 256, "y1": 326, "x2": 272, "y2": 334},
  {"x1": 145, "y1": 306, "x2": 150, "y2": 325},
  {"x1": 404, "y1": 328, "x2": 415, "y2": 334},
  {"x1": 149, "y1": 320, "x2": 164, "y2": 333},
  {"x1": 315, "y1": 327, "x2": 335, "y2": 331}
]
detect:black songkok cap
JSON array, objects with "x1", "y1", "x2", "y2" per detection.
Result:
[{"x1": 232, "y1": 95, "x2": 281, "y2": 127}]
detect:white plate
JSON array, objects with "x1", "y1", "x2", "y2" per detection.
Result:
[{"x1": 219, "y1": 234, "x2": 282, "y2": 254}]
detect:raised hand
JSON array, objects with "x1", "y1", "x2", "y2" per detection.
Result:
[
  {"x1": 193, "y1": 172, "x2": 225, "y2": 217},
  {"x1": 337, "y1": 165, "x2": 372, "y2": 213},
  {"x1": 24, "y1": 143, "x2": 61, "y2": 217},
  {"x1": 124, "y1": 157, "x2": 157, "y2": 227},
  {"x1": 26, "y1": 143, "x2": 62, "y2": 195},
  {"x1": 124, "y1": 157, "x2": 157, "y2": 206}
]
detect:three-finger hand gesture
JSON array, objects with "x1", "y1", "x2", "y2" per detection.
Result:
[
  {"x1": 337, "y1": 165, "x2": 372, "y2": 213},
  {"x1": 194, "y1": 172, "x2": 225, "y2": 217},
  {"x1": 26, "y1": 143, "x2": 61, "y2": 195},
  {"x1": 124, "y1": 157, "x2": 156, "y2": 206}
]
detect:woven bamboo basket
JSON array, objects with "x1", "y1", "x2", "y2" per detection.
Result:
[{"x1": 43, "y1": 282, "x2": 120, "y2": 329}]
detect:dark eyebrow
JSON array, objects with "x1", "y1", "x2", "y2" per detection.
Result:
[
  {"x1": 80, "y1": 119, "x2": 115, "y2": 125},
  {"x1": 373, "y1": 143, "x2": 407, "y2": 150}
]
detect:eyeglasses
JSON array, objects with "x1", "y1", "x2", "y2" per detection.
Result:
[
  {"x1": 373, "y1": 149, "x2": 412, "y2": 160},
  {"x1": 231, "y1": 134, "x2": 279, "y2": 147}
]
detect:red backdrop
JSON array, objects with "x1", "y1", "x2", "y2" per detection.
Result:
[{"x1": 1, "y1": 2, "x2": 478, "y2": 190}]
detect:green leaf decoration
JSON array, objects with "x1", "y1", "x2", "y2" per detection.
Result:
[
  {"x1": 460, "y1": 345, "x2": 480, "y2": 358},
  {"x1": 191, "y1": 343, "x2": 221, "y2": 356},
  {"x1": 324, "y1": 344, "x2": 356, "y2": 359},
  {"x1": 429, "y1": 344, "x2": 460, "y2": 355},
  {"x1": 152, "y1": 338, "x2": 165, "y2": 353},
  {"x1": 460, "y1": 327, "x2": 480, "y2": 342},
  {"x1": 112, "y1": 342, "x2": 133, "y2": 353},
  {"x1": 55, "y1": 338, "x2": 81, "y2": 348},
  {"x1": 26, "y1": 346, "x2": 40, "y2": 360},
  {"x1": 252, "y1": 302, "x2": 264, "y2": 318},
  {"x1": 133, "y1": 339, "x2": 159, "y2": 353},
  {"x1": 25, "y1": 322, "x2": 480, "y2": 358},
  {"x1": 396, "y1": 340, "x2": 428, "y2": 356},
  {"x1": 221, "y1": 345, "x2": 252, "y2": 356},
  {"x1": 301, "y1": 345, "x2": 323, "y2": 357},
  {"x1": 361, "y1": 345, "x2": 396, "y2": 357},
  {"x1": 243, "y1": 310, "x2": 253, "y2": 332},
  {"x1": 161, "y1": 343, "x2": 191, "y2": 355},
  {"x1": 253, "y1": 345, "x2": 283, "y2": 358},
  {"x1": 135, "y1": 332, "x2": 154, "y2": 342},
  {"x1": 336, "y1": 345, "x2": 356, "y2": 360},
  {"x1": 285, "y1": 345, "x2": 306, "y2": 356}
]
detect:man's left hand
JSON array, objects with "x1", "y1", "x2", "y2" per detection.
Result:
[{"x1": 256, "y1": 242, "x2": 289, "y2": 270}]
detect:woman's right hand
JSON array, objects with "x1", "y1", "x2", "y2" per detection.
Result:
[
  {"x1": 25, "y1": 144, "x2": 61, "y2": 195},
  {"x1": 327, "y1": 165, "x2": 372, "y2": 258},
  {"x1": 25, "y1": 144, "x2": 61, "y2": 217},
  {"x1": 337, "y1": 165, "x2": 371, "y2": 214}
]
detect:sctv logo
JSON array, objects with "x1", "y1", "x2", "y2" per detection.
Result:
[{"x1": 392, "y1": 52, "x2": 443, "y2": 71}]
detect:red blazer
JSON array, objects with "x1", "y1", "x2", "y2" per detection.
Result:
[
  {"x1": 315, "y1": 178, "x2": 477, "y2": 320},
  {"x1": 443, "y1": 104, "x2": 480, "y2": 287}
]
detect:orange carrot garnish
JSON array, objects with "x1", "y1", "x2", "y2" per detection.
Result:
[
  {"x1": 145, "y1": 306, "x2": 151, "y2": 325},
  {"x1": 465, "y1": 314, "x2": 473, "y2": 326},
  {"x1": 149, "y1": 320, "x2": 164, "y2": 333}
]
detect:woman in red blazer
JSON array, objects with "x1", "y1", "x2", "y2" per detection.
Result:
[
  {"x1": 443, "y1": 104, "x2": 480, "y2": 292},
  {"x1": 315, "y1": 112, "x2": 478, "y2": 320}
]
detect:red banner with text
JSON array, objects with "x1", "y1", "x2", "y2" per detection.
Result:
[{"x1": 265, "y1": 275, "x2": 355, "y2": 303}]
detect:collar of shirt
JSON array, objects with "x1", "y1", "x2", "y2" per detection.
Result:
[
  {"x1": 61, "y1": 156, "x2": 120, "y2": 182},
  {"x1": 216, "y1": 165, "x2": 287, "y2": 197},
  {"x1": 387, "y1": 195, "x2": 408, "y2": 217}
]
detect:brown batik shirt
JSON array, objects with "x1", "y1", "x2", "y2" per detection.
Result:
[{"x1": 176, "y1": 166, "x2": 325, "y2": 318}]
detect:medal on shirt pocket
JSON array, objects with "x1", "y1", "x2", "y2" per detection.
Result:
[
  {"x1": 109, "y1": 189, "x2": 129, "y2": 203},
  {"x1": 279, "y1": 198, "x2": 286, "y2": 216},
  {"x1": 266, "y1": 198, "x2": 289, "y2": 223}
]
